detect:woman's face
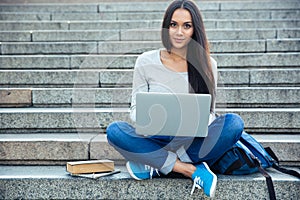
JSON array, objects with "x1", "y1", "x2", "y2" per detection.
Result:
[{"x1": 169, "y1": 8, "x2": 194, "y2": 51}]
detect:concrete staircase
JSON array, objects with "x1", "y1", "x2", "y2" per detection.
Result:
[{"x1": 0, "y1": 0, "x2": 299, "y2": 199}]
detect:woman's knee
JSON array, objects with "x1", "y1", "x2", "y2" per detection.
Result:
[
  {"x1": 224, "y1": 113, "x2": 244, "y2": 138},
  {"x1": 106, "y1": 121, "x2": 133, "y2": 145},
  {"x1": 225, "y1": 113, "x2": 244, "y2": 129},
  {"x1": 106, "y1": 121, "x2": 125, "y2": 144}
]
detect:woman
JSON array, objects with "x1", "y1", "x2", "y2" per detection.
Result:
[{"x1": 106, "y1": 0, "x2": 244, "y2": 197}]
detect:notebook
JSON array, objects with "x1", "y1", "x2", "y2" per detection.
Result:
[{"x1": 135, "y1": 92, "x2": 211, "y2": 137}]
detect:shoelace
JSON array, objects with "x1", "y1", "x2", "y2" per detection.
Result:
[
  {"x1": 191, "y1": 176, "x2": 203, "y2": 195},
  {"x1": 145, "y1": 165, "x2": 160, "y2": 179}
]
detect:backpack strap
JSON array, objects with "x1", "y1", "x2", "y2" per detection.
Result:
[
  {"x1": 237, "y1": 139, "x2": 277, "y2": 199},
  {"x1": 272, "y1": 164, "x2": 300, "y2": 179},
  {"x1": 251, "y1": 154, "x2": 276, "y2": 200},
  {"x1": 265, "y1": 147, "x2": 300, "y2": 179}
]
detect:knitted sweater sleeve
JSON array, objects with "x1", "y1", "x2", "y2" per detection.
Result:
[
  {"x1": 209, "y1": 57, "x2": 218, "y2": 124},
  {"x1": 130, "y1": 54, "x2": 149, "y2": 122}
]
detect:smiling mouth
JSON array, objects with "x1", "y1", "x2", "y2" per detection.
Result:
[{"x1": 174, "y1": 38, "x2": 184, "y2": 43}]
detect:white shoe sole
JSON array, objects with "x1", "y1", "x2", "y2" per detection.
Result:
[
  {"x1": 126, "y1": 161, "x2": 142, "y2": 181},
  {"x1": 203, "y1": 162, "x2": 217, "y2": 198}
]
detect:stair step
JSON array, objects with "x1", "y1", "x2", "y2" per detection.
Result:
[
  {"x1": 0, "y1": 133, "x2": 120, "y2": 164},
  {"x1": 0, "y1": 12, "x2": 51, "y2": 21},
  {"x1": 0, "y1": 4, "x2": 97, "y2": 13},
  {"x1": 0, "y1": 1, "x2": 298, "y2": 13},
  {"x1": 1, "y1": 42, "x2": 98, "y2": 55},
  {"x1": 0, "y1": 107, "x2": 299, "y2": 133},
  {"x1": 28, "y1": 87, "x2": 300, "y2": 108},
  {"x1": 0, "y1": 165, "x2": 299, "y2": 199},
  {"x1": 98, "y1": 1, "x2": 300, "y2": 12},
  {"x1": 1, "y1": 39, "x2": 299, "y2": 55},
  {"x1": 0, "y1": 87, "x2": 299, "y2": 108},
  {"x1": 1, "y1": 40, "x2": 299, "y2": 55},
  {"x1": 91, "y1": 39, "x2": 300, "y2": 54},
  {"x1": 1, "y1": 68, "x2": 299, "y2": 87},
  {"x1": 0, "y1": 53, "x2": 299, "y2": 69},
  {"x1": 119, "y1": 28, "x2": 300, "y2": 42},
  {"x1": 0, "y1": 69, "x2": 110, "y2": 87},
  {"x1": 0, "y1": 19, "x2": 299, "y2": 31},
  {"x1": 0, "y1": 133, "x2": 299, "y2": 164},
  {"x1": 1, "y1": 28, "x2": 299, "y2": 42},
  {"x1": 0, "y1": 89, "x2": 32, "y2": 107},
  {"x1": 57, "y1": 10, "x2": 300, "y2": 21},
  {"x1": 35, "y1": 19, "x2": 297, "y2": 31},
  {"x1": 0, "y1": 21, "x2": 70, "y2": 31},
  {"x1": 1, "y1": 10, "x2": 299, "y2": 21},
  {"x1": 214, "y1": 53, "x2": 300, "y2": 68},
  {"x1": 220, "y1": 1, "x2": 300, "y2": 11},
  {"x1": 0, "y1": 133, "x2": 92, "y2": 164}
]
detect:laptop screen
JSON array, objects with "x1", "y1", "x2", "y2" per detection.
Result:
[{"x1": 135, "y1": 92, "x2": 211, "y2": 137}]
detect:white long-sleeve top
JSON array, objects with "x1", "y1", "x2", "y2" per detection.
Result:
[{"x1": 130, "y1": 49, "x2": 218, "y2": 125}]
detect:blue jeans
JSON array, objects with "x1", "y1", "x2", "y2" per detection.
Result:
[{"x1": 106, "y1": 113, "x2": 244, "y2": 174}]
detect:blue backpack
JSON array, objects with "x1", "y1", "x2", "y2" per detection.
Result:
[
  {"x1": 211, "y1": 131, "x2": 300, "y2": 200},
  {"x1": 211, "y1": 132, "x2": 274, "y2": 175}
]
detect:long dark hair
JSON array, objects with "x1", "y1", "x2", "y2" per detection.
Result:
[{"x1": 161, "y1": 0, "x2": 216, "y2": 111}]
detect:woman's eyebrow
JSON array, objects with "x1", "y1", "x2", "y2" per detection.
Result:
[{"x1": 171, "y1": 20, "x2": 192, "y2": 24}]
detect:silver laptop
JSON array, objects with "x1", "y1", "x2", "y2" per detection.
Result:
[{"x1": 135, "y1": 92, "x2": 211, "y2": 137}]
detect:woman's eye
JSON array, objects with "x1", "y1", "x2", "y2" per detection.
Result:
[
  {"x1": 170, "y1": 22, "x2": 177, "y2": 27},
  {"x1": 184, "y1": 24, "x2": 192, "y2": 29}
]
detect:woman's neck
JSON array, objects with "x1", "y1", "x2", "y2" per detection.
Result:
[
  {"x1": 160, "y1": 48, "x2": 188, "y2": 72},
  {"x1": 169, "y1": 48, "x2": 187, "y2": 62}
]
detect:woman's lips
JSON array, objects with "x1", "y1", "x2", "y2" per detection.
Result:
[{"x1": 174, "y1": 38, "x2": 184, "y2": 43}]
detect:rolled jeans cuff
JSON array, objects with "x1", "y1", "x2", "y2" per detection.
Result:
[
  {"x1": 176, "y1": 146, "x2": 193, "y2": 163},
  {"x1": 159, "y1": 151, "x2": 177, "y2": 175}
]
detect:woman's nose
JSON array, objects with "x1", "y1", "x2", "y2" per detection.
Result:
[{"x1": 176, "y1": 26, "x2": 183, "y2": 35}]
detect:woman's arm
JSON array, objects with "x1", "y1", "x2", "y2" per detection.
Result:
[
  {"x1": 209, "y1": 57, "x2": 218, "y2": 124},
  {"x1": 211, "y1": 57, "x2": 218, "y2": 91},
  {"x1": 130, "y1": 56, "x2": 149, "y2": 122}
]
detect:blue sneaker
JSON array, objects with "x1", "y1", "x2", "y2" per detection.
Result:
[
  {"x1": 126, "y1": 161, "x2": 160, "y2": 180},
  {"x1": 191, "y1": 162, "x2": 217, "y2": 198}
]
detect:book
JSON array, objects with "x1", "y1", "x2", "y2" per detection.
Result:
[
  {"x1": 70, "y1": 169, "x2": 121, "y2": 179},
  {"x1": 66, "y1": 159, "x2": 114, "y2": 174}
]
